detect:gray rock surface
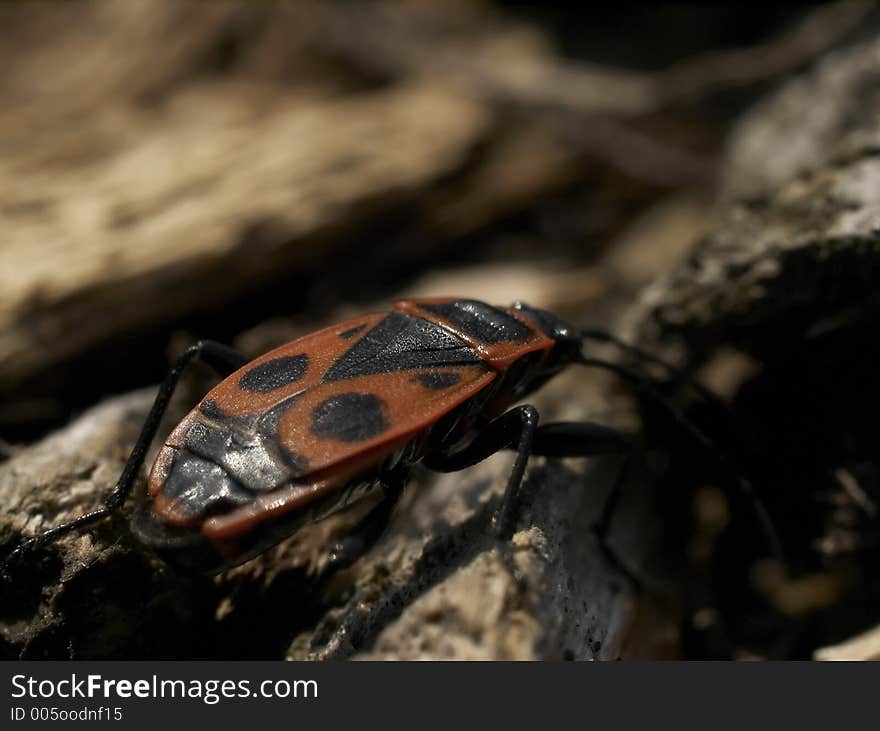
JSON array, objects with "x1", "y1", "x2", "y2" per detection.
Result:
[{"x1": 635, "y1": 36, "x2": 880, "y2": 358}]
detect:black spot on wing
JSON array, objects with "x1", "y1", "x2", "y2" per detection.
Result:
[
  {"x1": 312, "y1": 392, "x2": 389, "y2": 442},
  {"x1": 421, "y1": 300, "x2": 530, "y2": 343},
  {"x1": 238, "y1": 354, "x2": 309, "y2": 393},
  {"x1": 255, "y1": 394, "x2": 310, "y2": 473},
  {"x1": 413, "y1": 372, "x2": 461, "y2": 390},
  {"x1": 339, "y1": 324, "x2": 367, "y2": 339},
  {"x1": 199, "y1": 399, "x2": 227, "y2": 419},
  {"x1": 323, "y1": 311, "x2": 480, "y2": 382},
  {"x1": 162, "y1": 451, "x2": 253, "y2": 521}
]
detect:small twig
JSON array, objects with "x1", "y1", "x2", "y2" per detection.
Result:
[{"x1": 324, "y1": 2, "x2": 872, "y2": 117}]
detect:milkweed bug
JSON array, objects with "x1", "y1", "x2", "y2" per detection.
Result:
[{"x1": 3, "y1": 297, "x2": 780, "y2": 577}]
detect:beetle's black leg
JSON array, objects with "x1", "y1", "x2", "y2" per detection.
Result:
[
  {"x1": 591, "y1": 453, "x2": 641, "y2": 588},
  {"x1": 577, "y1": 353, "x2": 783, "y2": 561},
  {"x1": 491, "y1": 406, "x2": 540, "y2": 539},
  {"x1": 594, "y1": 454, "x2": 630, "y2": 542},
  {"x1": 5, "y1": 340, "x2": 249, "y2": 562},
  {"x1": 523, "y1": 420, "x2": 641, "y2": 584},
  {"x1": 425, "y1": 410, "x2": 642, "y2": 579},
  {"x1": 529, "y1": 420, "x2": 640, "y2": 582},
  {"x1": 320, "y1": 466, "x2": 408, "y2": 577},
  {"x1": 103, "y1": 341, "x2": 248, "y2": 512},
  {"x1": 426, "y1": 411, "x2": 636, "y2": 537},
  {"x1": 424, "y1": 405, "x2": 540, "y2": 539}
]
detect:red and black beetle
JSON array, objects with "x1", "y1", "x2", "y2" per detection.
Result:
[{"x1": 6, "y1": 297, "x2": 777, "y2": 576}]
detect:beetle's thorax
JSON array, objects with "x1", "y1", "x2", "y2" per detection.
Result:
[{"x1": 394, "y1": 298, "x2": 555, "y2": 372}]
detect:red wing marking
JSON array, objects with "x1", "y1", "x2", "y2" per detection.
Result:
[{"x1": 274, "y1": 365, "x2": 495, "y2": 475}]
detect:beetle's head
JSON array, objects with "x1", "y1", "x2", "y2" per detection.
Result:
[{"x1": 512, "y1": 301, "x2": 583, "y2": 366}]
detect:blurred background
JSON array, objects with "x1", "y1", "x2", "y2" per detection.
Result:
[
  {"x1": 3, "y1": 0, "x2": 871, "y2": 442},
  {"x1": 2, "y1": 1, "x2": 879, "y2": 659}
]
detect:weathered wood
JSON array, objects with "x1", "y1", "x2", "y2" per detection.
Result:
[
  {"x1": 0, "y1": 1, "x2": 591, "y2": 400},
  {"x1": 0, "y1": 83, "x2": 490, "y2": 392}
]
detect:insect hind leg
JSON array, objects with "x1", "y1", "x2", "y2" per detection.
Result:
[
  {"x1": 320, "y1": 465, "x2": 409, "y2": 579},
  {"x1": 3, "y1": 340, "x2": 249, "y2": 575}
]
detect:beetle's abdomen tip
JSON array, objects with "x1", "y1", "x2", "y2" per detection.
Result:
[{"x1": 129, "y1": 499, "x2": 233, "y2": 575}]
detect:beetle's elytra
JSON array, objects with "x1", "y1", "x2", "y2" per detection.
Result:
[
  {"x1": 136, "y1": 297, "x2": 592, "y2": 572},
  {"x1": 7, "y1": 296, "x2": 773, "y2": 578}
]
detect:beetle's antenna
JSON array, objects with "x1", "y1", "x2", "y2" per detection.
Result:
[
  {"x1": 579, "y1": 328, "x2": 730, "y2": 413},
  {"x1": 576, "y1": 352, "x2": 783, "y2": 561}
]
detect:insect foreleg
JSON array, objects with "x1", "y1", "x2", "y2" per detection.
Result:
[
  {"x1": 577, "y1": 353, "x2": 783, "y2": 561},
  {"x1": 424, "y1": 405, "x2": 540, "y2": 539}
]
